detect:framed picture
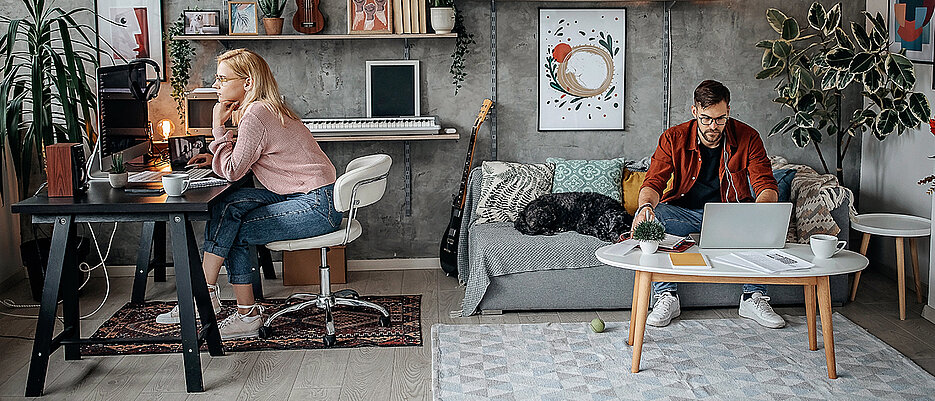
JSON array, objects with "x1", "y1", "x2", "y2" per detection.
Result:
[
  {"x1": 183, "y1": 10, "x2": 221, "y2": 35},
  {"x1": 348, "y1": 0, "x2": 393, "y2": 34},
  {"x1": 95, "y1": 0, "x2": 165, "y2": 81},
  {"x1": 888, "y1": 0, "x2": 935, "y2": 64},
  {"x1": 229, "y1": 1, "x2": 259, "y2": 35},
  {"x1": 538, "y1": 8, "x2": 626, "y2": 131},
  {"x1": 366, "y1": 60, "x2": 420, "y2": 117}
]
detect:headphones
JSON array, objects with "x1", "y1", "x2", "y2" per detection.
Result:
[
  {"x1": 721, "y1": 120, "x2": 740, "y2": 202},
  {"x1": 127, "y1": 58, "x2": 160, "y2": 101}
]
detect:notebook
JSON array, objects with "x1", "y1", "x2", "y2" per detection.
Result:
[{"x1": 669, "y1": 253, "x2": 711, "y2": 269}]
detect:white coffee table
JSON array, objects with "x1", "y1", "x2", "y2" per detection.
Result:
[
  {"x1": 850, "y1": 213, "x2": 932, "y2": 320},
  {"x1": 595, "y1": 243, "x2": 868, "y2": 379}
]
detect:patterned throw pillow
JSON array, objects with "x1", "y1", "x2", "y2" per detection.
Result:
[
  {"x1": 473, "y1": 161, "x2": 553, "y2": 225},
  {"x1": 547, "y1": 157, "x2": 626, "y2": 203}
]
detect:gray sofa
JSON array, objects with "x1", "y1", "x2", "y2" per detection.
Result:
[{"x1": 457, "y1": 165, "x2": 853, "y2": 316}]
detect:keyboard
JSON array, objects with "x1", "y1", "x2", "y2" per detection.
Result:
[
  {"x1": 303, "y1": 116, "x2": 440, "y2": 137},
  {"x1": 190, "y1": 178, "x2": 229, "y2": 189},
  {"x1": 129, "y1": 168, "x2": 214, "y2": 183}
]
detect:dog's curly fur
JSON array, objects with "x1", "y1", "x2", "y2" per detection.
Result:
[{"x1": 514, "y1": 192, "x2": 633, "y2": 242}]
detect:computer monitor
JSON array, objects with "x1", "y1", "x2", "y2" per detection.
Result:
[
  {"x1": 186, "y1": 88, "x2": 236, "y2": 136},
  {"x1": 92, "y1": 64, "x2": 152, "y2": 176}
]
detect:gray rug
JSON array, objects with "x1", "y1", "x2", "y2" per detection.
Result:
[{"x1": 432, "y1": 313, "x2": 935, "y2": 400}]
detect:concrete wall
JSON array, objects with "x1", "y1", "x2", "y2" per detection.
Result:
[{"x1": 0, "y1": 0, "x2": 865, "y2": 266}]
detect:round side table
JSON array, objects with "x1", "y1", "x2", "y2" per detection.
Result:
[{"x1": 850, "y1": 213, "x2": 931, "y2": 320}]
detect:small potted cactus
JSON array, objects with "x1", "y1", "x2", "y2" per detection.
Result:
[
  {"x1": 259, "y1": 0, "x2": 286, "y2": 35},
  {"x1": 108, "y1": 152, "x2": 128, "y2": 188},
  {"x1": 632, "y1": 219, "x2": 665, "y2": 254}
]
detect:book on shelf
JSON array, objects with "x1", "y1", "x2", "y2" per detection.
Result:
[
  {"x1": 393, "y1": 0, "x2": 403, "y2": 33},
  {"x1": 418, "y1": 0, "x2": 427, "y2": 33},
  {"x1": 410, "y1": 0, "x2": 420, "y2": 33},
  {"x1": 668, "y1": 252, "x2": 711, "y2": 269},
  {"x1": 402, "y1": 0, "x2": 412, "y2": 33}
]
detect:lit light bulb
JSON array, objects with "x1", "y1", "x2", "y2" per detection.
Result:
[{"x1": 156, "y1": 119, "x2": 174, "y2": 140}]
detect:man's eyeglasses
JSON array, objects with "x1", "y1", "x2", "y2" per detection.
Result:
[
  {"x1": 214, "y1": 75, "x2": 245, "y2": 85},
  {"x1": 697, "y1": 115, "x2": 728, "y2": 126}
]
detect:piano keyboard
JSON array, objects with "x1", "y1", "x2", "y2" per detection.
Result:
[{"x1": 303, "y1": 116, "x2": 440, "y2": 137}]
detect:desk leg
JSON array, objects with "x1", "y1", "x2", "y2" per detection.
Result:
[
  {"x1": 153, "y1": 222, "x2": 167, "y2": 282},
  {"x1": 631, "y1": 272, "x2": 652, "y2": 374},
  {"x1": 628, "y1": 271, "x2": 641, "y2": 346},
  {"x1": 25, "y1": 215, "x2": 76, "y2": 397},
  {"x1": 850, "y1": 233, "x2": 871, "y2": 301},
  {"x1": 804, "y1": 284, "x2": 817, "y2": 351},
  {"x1": 896, "y1": 237, "x2": 907, "y2": 320},
  {"x1": 910, "y1": 238, "x2": 923, "y2": 304},
  {"x1": 258, "y1": 247, "x2": 276, "y2": 279},
  {"x1": 817, "y1": 276, "x2": 837, "y2": 379},
  {"x1": 133, "y1": 221, "x2": 156, "y2": 304},
  {"x1": 249, "y1": 246, "x2": 264, "y2": 300},
  {"x1": 186, "y1": 219, "x2": 224, "y2": 357},
  {"x1": 169, "y1": 214, "x2": 205, "y2": 393}
]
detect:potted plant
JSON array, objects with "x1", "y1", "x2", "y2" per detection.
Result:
[
  {"x1": 449, "y1": 2, "x2": 474, "y2": 95},
  {"x1": 108, "y1": 153, "x2": 128, "y2": 188},
  {"x1": 755, "y1": 3, "x2": 931, "y2": 187},
  {"x1": 259, "y1": 0, "x2": 287, "y2": 35},
  {"x1": 430, "y1": 0, "x2": 455, "y2": 34},
  {"x1": 166, "y1": 14, "x2": 194, "y2": 122},
  {"x1": 632, "y1": 220, "x2": 666, "y2": 254}
]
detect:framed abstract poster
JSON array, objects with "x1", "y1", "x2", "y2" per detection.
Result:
[
  {"x1": 229, "y1": 1, "x2": 259, "y2": 35},
  {"x1": 888, "y1": 0, "x2": 935, "y2": 64},
  {"x1": 95, "y1": 0, "x2": 165, "y2": 81},
  {"x1": 539, "y1": 8, "x2": 625, "y2": 131},
  {"x1": 348, "y1": 0, "x2": 393, "y2": 34}
]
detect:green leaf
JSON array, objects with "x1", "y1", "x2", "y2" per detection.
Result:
[
  {"x1": 807, "y1": 2, "x2": 826, "y2": 30},
  {"x1": 769, "y1": 116, "x2": 792, "y2": 137},
  {"x1": 834, "y1": 27, "x2": 852, "y2": 50},
  {"x1": 762, "y1": 48, "x2": 780, "y2": 69},
  {"x1": 836, "y1": 71, "x2": 855, "y2": 90},
  {"x1": 875, "y1": 109, "x2": 899, "y2": 137},
  {"x1": 808, "y1": 127, "x2": 823, "y2": 143},
  {"x1": 782, "y1": 18, "x2": 800, "y2": 40},
  {"x1": 755, "y1": 40, "x2": 774, "y2": 49},
  {"x1": 898, "y1": 107, "x2": 916, "y2": 126},
  {"x1": 886, "y1": 53, "x2": 916, "y2": 91},
  {"x1": 848, "y1": 52, "x2": 875, "y2": 74},
  {"x1": 908, "y1": 92, "x2": 932, "y2": 122},
  {"x1": 772, "y1": 40, "x2": 792, "y2": 59},
  {"x1": 767, "y1": 8, "x2": 788, "y2": 34},
  {"x1": 795, "y1": 111, "x2": 814, "y2": 128},
  {"x1": 862, "y1": 67, "x2": 884, "y2": 91},
  {"x1": 793, "y1": 127, "x2": 811, "y2": 147},
  {"x1": 795, "y1": 66, "x2": 815, "y2": 90},
  {"x1": 862, "y1": 11, "x2": 887, "y2": 38},
  {"x1": 826, "y1": 47, "x2": 854, "y2": 69},
  {"x1": 823, "y1": 3, "x2": 842, "y2": 35},
  {"x1": 851, "y1": 21, "x2": 871, "y2": 51},
  {"x1": 821, "y1": 71, "x2": 838, "y2": 90},
  {"x1": 756, "y1": 66, "x2": 784, "y2": 80},
  {"x1": 797, "y1": 92, "x2": 818, "y2": 113}
]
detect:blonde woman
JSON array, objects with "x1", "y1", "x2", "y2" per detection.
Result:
[{"x1": 156, "y1": 49, "x2": 342, "y2": 340}]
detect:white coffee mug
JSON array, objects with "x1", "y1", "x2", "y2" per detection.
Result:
[
  {"x1": 162, "y1": 173, "x2": 190, "y2": 197},
  {"x1": 810, "y1": 234, "x2": 847, "y2": 258}
]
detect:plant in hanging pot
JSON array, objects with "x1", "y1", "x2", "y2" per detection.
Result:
[
  {"x1": 430, "y1": 0, "x2": 455, "y2": 34},
  {"x1": 259, "y1": 0, "x2": 287, "y2": 35},
  {"x1": 632, "y1": 219, "x2": 666, "y2": 254},
  {"x1": 108, "y1": 152, "x2": 128, "y2": 188}
]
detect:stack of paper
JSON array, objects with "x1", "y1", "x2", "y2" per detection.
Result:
[{"x1": 713, "y1": 250, "x2": 813, "y2": 274}]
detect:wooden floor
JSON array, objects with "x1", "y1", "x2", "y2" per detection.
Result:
[{"x1": 0, "y1": 267, "x2": 933, "y2": 400}]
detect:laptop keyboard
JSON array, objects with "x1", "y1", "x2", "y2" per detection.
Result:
[{"x1": 129, "y1": 168, "x2": 213, "y2": 183}]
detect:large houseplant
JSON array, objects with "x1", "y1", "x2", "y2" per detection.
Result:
[
  {"x1": 755, "y1": 2, "x2": 931, "y2": 186},
  {"x1": 0, "y1": 0, "x2": 100, "y2": 201}
]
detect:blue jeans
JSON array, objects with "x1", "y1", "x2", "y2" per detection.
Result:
[
  {"x1": 651, "y1": 202, "x2": 767, "y2": 296},
  {"x1": 203, "y1": 184, "x2": 343, "y2": 284}
]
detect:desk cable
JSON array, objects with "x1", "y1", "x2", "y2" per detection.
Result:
[{"x1": 1, "y1": 222, "x2": 116, "y2": 321}]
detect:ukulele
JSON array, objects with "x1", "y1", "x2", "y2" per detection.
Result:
[
  {"x1": 293, "y1": 0, "x2": 325, "y2": 34},
  {"x1": 439, "y1": 99, "x2": 494, "y2": 276}
]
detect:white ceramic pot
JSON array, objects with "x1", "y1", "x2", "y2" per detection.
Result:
[
  {"x1": 109, "y1": 172, "x2": 128, "y2": 189},
  {"x1": 430, "y1": 7, "x2": 455, "y2": 34},
  {"x1": 640, "y1": 240, "x2": 659, "y2": 254}
]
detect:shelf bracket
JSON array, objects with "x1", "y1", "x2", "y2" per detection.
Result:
[
  {"x1": 489, "y1": 0, "x2": 498, "y2": 160},
  {"x1": 404, "y1": 140, "x2": 412, "y2": 216},
  {"x1": 403, "y1": 39, "x2": 412, "y2": 60}
]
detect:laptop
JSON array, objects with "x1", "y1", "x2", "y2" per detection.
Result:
[
  {"x1": 168, "y1": 135, "x2": 208, "y2": 171},
  {"x1": 697, "y1": 202, "x2": 793, "y2": 249}
]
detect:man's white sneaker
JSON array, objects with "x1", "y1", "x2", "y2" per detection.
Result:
[
  {"x1": 155, "y1": 284, "x2": 223, "y2": 324},
  {"x1": 646, "y1": 292, "x2": 680, "y2": 327},
  {"x1": 739, "y1": 292, "x2": 785, "y2": 329},
  {"x1": 218, "y1": 305, "x2": 266, "y2": 340}
]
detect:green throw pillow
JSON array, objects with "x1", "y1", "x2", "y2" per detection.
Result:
[{"x1": 546, "y1": 157, "x2": 627, "y2": 203}]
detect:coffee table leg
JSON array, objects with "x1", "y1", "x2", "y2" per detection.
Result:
[
  {"x1": 896, "y1": 237, "x2": 906, "y2": 320},
  {"x1": 910, "y1": 238, "x2": 923, "y2": 304},
  {"x1": 850, "y1": 233, "x2": 870, "y2": 301},
  {"x1": 804, "y1": 284, "x2": 817, "y2": 351},
  {"x1": 628, "y1": 271, "x2": 641, "y2": 346},
  {"x1": 817, "y1": 275, "x2": 837, "y2": 379},
  {"x1": 631, "y1": 272, "x2": 652, "y2": 373}
]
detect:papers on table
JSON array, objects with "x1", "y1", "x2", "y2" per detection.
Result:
[
  {"x1": 659, "y1": 234, "x2": 687, "y2": 249},
  {"x1": 604, "y1": 239, "x2": 639, "y2": 257},
  {"x1": 712, "y1": 250, "x2": 814, "y2": 274}
]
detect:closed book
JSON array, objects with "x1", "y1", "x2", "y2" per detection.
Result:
[
  {"x1": 409, "y1": 0, "x2": 419, "y2": 34},
  {"x1": 393, "y1": 0, "x2": 403, "y2": 33},
  {"x1": 418, "y1": 0, "x2": 427, "y2": 33},
  {"x1": 669, "y1": 253, "x2": 711, "y2": 269},
  {"x1": 402, "y1": 0, "x2": 412, "y2": 33}
]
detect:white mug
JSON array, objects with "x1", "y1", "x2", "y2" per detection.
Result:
[
  {"x1": 810, "y1": 234, "x2": 847, "y2": 258},
  {"x1": 162, "y1": 173, "x2": 190, "y2": 197}
]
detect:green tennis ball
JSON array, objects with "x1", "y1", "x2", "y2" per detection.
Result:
[{"x1": 590, "y1": 318, "x2": 605, "y2": 333}]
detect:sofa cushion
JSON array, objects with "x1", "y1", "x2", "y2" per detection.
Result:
[
  {"x1": 546, "y1": 157, "x2": 626, "y2": 203},
  {"x1": 473, "y1": 161, "x2": 553, "y2": 225},
  {"x1": 772, "y1": 168, "x2": 796, "y2": 202},
  {"x1": 621, "y1": 169, "x2": 675, "y2": 215}
]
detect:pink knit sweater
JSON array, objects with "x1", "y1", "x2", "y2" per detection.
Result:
[{"x1": 209, "y1": 102, "x2": 336, "y2": 195}]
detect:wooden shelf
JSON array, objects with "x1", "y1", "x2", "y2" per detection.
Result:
[
  {"x1": 174, "y1": 33, "x2": 457, "y2": 41},
  {"x1": 316, "y1": 134, "x2": 459, "y2": 142}
]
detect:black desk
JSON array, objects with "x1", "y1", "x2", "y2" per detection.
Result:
[{"x1": 12, "y1": 180, "x2": 236, "y2": 396}]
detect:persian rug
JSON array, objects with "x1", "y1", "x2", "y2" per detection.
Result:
[
  {"x1": 432, "y1": 313, "x2": 935, "y2": 400},
  {"x1": 82, "y1": 295, "x2": 421, "y2": 355}
]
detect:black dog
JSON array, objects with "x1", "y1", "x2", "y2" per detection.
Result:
[{"x1": 514, "y1": 192, "x2": 633, "y2": 242}]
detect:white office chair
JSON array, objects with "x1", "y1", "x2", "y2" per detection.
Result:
[{"x1": 258, "y1": 154, "x2": 392, "y2": 345}]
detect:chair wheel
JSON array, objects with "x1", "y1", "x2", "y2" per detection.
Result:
[
  {"x1": 334, "y1": 289, "x2": 359, "y2": 299},
  {"x1": 379, "y1": 315, "x2": 390, "y2": 327},
  {"x1": 323, "y1": 334, "x2": 337, "y2": 347},
  {"x1": 258, "y1": 326, "x2": 272, "y2": 339}
]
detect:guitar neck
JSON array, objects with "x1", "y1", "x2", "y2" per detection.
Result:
[{"x1": 452, "y1": 125, "x2": 480, "y2": 210}]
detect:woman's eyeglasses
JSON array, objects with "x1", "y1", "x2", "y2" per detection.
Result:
[{"x1": 214, "y1": 75, "x2": 245, "y2": 85}]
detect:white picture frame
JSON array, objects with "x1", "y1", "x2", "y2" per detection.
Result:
[
  {"x1": 538, "y1": 8, "x2": 626, "y2": 131},
  {"x1": 95, "y1": 0, "x2": 165, "y2": 81},
  {"x1": 366, "y1": 60, "x2": 420, "y2": 117}
]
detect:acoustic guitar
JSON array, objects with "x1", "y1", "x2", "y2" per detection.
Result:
[
  {"x1": 439, "y1": 99, "x2": 494, "y2": 276},
  {"x1": 294, "y1": 0, "x2": 325, "y2": 34}
]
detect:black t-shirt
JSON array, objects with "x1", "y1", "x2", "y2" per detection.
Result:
[{"x1": 671, "y1": 144, "x2": 722, "y2": 210}]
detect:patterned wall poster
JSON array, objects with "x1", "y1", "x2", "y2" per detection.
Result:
[
  {"x1": 539, "y1": 8, "x2": 625, "y2": 131},
  {"x1": 889, "y1": 0, "x2": 935, "y2": 64}
]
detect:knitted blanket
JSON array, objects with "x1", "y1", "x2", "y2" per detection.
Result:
[{"x1": 770, "y1": 156, "x2": 856, "y2": 243}]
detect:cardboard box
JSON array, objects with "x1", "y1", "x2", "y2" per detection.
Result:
[{"x1": 282, "y1": 246, "x2": 346, "y2": 285}]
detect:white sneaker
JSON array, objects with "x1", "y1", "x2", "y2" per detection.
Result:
[
  {"x1": 155, "y1": 283, "x2": 223, "y2": 324},
  {"x1": 218, "y1": 305, "x2": 266, "y2": 340},
  {"x1": 739, "y1": 292, "x2": 786, "y2": 328},
  {"x1": 646, "y1": 292, "x2": 680, "y2": 327}
]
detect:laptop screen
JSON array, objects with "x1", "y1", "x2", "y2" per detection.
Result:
[{"x1": 168, "y1": 135, "x2": 207, "y2": 171}]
